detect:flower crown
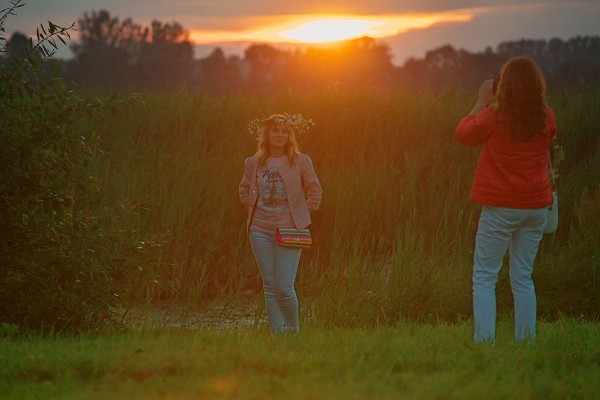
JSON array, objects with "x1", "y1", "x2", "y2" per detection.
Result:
[{"x1": 248, "y1": 113, "x2": 314, "y2": 138}]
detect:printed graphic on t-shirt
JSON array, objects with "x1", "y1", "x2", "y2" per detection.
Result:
[{"x1": 258, "y1": 168, "x2": 288, "y2": 209}]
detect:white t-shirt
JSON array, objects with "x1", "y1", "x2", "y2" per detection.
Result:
[{"x1": 250, "y1": 156, "x2": 296, "y2": 234}]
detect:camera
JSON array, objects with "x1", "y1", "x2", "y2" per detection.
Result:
[{"x1": 492, "y1": 72, "x2": 500, "y2": 95}]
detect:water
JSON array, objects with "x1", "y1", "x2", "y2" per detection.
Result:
[{"x1": 119, "y1": 301, "x2": 265, "y2": 331}]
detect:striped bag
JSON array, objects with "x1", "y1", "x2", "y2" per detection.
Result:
[{"x1": 275, "y1": 228, "x2": 312, "y2": 249}]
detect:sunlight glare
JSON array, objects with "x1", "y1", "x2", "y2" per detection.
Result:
[
  {"x1": 281, "y1": 19, "x2": 379, "y2": 42},
  {"x1": 189, "y1": 12, "x2": 473, "y2": 45}
]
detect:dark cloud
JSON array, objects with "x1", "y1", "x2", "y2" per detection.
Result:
[
  {"x1": 167, "y1": 0, "x2": 600, "y2": 16},
  {"x1": 384, "y1": 2, "x2": 600, "y2": 64},
  {"x1": 12, "y1": 1, "x2": 600, "y2": 21}
]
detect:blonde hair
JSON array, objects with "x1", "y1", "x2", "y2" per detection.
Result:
[
  {"x1": 255, "y1": 114, "x2": 300, "y2": 166},
  {"x1": 495, "y1": 57, "x2": 547, "y2": 140}
]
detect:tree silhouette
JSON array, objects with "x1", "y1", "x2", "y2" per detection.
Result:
[
  {"x1": 399, "y1": 45, "x2": 505, "y2": 90},
  {"x1": 6, "y1": 31, "x2": 31, "y2": 59},
  {"x1": 496, "y1": 36, "x2": 600, "y2": 89},
  {"x1": 197, "y1": 48, "x2": 243, "y2": 93},
  {"x1": 135, "y1": 20, "x2": 194, "y2": 89},
  {"x1": 67, "y1": 10, "x2": 194, "y2": 89},
  {"x1": 57, "y1": 8, "x2": 600, "y2": 94},
  {"x1": 68, "y1": 10, "x2": 142, "y2": 87},
  {"x1": 244, "y1": 44, "x2": 287, "y2": 90}
]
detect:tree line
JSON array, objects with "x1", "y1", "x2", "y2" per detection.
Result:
[{"x1": 4, "y1": 9, "x2": 600, "y2": 93}]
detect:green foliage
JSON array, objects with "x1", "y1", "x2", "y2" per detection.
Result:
[
  {"x1": 0, "y1": 323, "x2": 19, "y2": 338},
  {"x1": 0, "y1": 1, "x2": 160, "y2": 333}
]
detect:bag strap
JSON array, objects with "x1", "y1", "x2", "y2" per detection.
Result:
[{"x1": 548, "y1": 150, "x2": 556, "y2": 190}]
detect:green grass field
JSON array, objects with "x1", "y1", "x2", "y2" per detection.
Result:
[{"x1": 1, "y1": 317, "x2": 598, "y2": 399}]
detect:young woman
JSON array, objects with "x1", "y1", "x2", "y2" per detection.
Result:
[
  {"x1": 456, "y1": 57, "x2": 557, "y2": 343},
  {"x1": 239, "y1": 114, "x2": 322, "y2": 334}
]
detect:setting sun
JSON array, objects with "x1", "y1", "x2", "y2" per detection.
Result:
[
  {"x1": 189, "y1": 12, "x2": 472, "y2": 46},
  {"x1": 281, "y1": 19, "x2": 379, "y2": 42}
]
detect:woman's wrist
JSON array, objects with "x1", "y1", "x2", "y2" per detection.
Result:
[{"x1": 469, "y1": 100, "x2": 488, "y2": 115}]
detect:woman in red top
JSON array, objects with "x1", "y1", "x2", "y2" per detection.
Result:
[{"x1": 456, "y1": 57, "x2": 557, "y2": 343}]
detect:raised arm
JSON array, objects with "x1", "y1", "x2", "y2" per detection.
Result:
[{"x1": 456, "y1": 79, "x2": 495, "y2": 146}]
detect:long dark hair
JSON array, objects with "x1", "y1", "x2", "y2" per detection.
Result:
[{"x1": 495, "y1": 57, "x2": 547, "y2": 140}]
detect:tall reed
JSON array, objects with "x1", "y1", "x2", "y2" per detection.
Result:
[{"x1": 77, "y1": 88, "x2": 600, "y2": 325}]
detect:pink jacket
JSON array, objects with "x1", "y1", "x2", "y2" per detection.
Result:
[{"x1": 239, "y1": 153, "x2": 322, "y2": 234}]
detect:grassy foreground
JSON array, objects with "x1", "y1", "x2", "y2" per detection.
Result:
[{"x1": 1, "y1": 317, "x2": 599, "y2": 399}]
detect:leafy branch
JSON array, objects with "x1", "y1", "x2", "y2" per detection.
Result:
[
  {"x1": 0, "y1": 0, "x2": 24, "y2": 31},
  {"x1": 1, "y1": 3, "x2": 75, "y2": 89}
]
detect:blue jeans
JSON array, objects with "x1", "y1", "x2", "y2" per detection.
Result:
[
  {"x1": 473, "y1": 205, "x2": 547, "y2": 343},
  {"x1": 249, "y1": 230, "x2": 302, "y2": 334}
]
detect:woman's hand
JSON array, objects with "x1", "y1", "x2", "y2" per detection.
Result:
[
  {"x1": 478, "y1": 79, "x2": 495, "y2": 105},
  {"x1": 469, "y1": 79, "x2": 495, "y2": 115}
]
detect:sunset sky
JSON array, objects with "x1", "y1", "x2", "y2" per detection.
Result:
[{"x1": 4, "y1": 0, "x2": 600, "y2": 65}]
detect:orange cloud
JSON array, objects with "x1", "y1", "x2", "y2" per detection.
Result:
[{"x1": 188, "y1": 11, "x2": 472, "y2": 45}]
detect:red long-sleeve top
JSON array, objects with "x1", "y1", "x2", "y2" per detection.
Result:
[{"x1": 456, "y1": 105, "x2": 557, "y2": 209}]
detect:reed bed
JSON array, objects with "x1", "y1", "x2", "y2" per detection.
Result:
[{"x1": 76, "y1": 88, "x2": 600, "y2": 325}]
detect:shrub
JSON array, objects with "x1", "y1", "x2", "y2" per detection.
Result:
[{"x1": 0, "y1": 1, "x2": 160, "y2": 333}]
